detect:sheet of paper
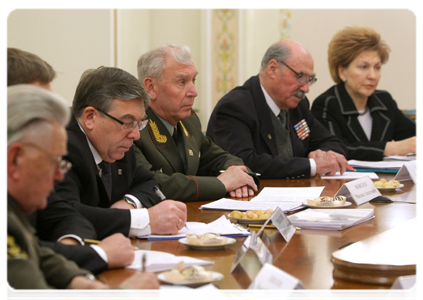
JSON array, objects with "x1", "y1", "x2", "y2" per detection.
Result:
[
  {"x1": 200, "y1": 198, "x2": 304, "y2": 212},
  {"x1": 348, "y1": 160, "x2": 405, "y2": 170},
  {"x1": 251, "y1": 187, "x2": 325, "y2": 202},
  {"x1": 127, "y1": 250, "x2": 213, "y2": 272},
  {"x1": 288, "y1": 208, "x2": 374, "y2": 230},
  {"x1": 320, "y1": 171, "x2": 378, "y2": 180},
  {"x1": 139, "y1": 215, "x2": 249, "y2": 240},
  {"x1": 384, "y1": 155, "x2": 416, "y2": 161}
]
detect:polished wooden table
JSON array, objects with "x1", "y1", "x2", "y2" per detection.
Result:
[{"x1": 98, "y1": 175, "x2": 416, "y2": 289}]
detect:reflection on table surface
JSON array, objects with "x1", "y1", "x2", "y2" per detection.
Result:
[{"x1": 98, "y1": 175, "x2": 416, "y2": 290}]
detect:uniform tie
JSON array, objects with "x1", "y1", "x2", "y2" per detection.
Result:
[
  {"x1": 98, "y1": 161, "x2": 112, "y2": 199},
  {"x1": 173, "y1": 124, "x2": 186, "y2": 171}
]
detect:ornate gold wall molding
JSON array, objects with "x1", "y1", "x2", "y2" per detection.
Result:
[
  {"x1": 211, "y1": 9, "x2": 239, "y2": 107},
  {"x1": 279, "y1": 9, "x2": 291, "y2": 41}
]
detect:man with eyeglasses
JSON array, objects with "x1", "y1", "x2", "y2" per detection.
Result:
[
  {"x1": 207, "y1": 40, "x2": 348, "y2": 179},
  {"x1": 47, "y1": 66, "x2": 187, "y2": 241},
  {"x1": 7, "y1": 84, "x2": 159, "y2": 289},
  {"x1": 7, "y1": 48, "x2": 146, "y2": 276}
]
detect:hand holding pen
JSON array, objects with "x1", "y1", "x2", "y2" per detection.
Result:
[{"x1": 153, "y1": 186, "x2": 188, "y2": 230}]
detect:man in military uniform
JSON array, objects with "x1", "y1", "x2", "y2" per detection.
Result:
[
  {"x1": 7, "y1": 84, "x2": 159, "y2": 289},
  {"x1": 134, "y1": 44, "x2": 258, "y2": 202}
]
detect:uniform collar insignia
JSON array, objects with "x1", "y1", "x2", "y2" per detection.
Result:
[{"x1": 150, "y1": 120, "x2": 167, "y2": 143}]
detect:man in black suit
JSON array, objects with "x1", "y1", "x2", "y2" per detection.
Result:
[
  {"x1": 207, "y1": 40, "x2": 348, "y2": 179},
  {"x1": 8, "y1": 47, "x2": 136, "y2": 274},
  {"x1": 7, "y1": 84, "x2": 159, "y2": 289},
  {"x1": 50, "y1": 66, "x2": 187, "y2": 239}
]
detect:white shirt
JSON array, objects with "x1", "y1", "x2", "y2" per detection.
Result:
[{"x1": 260, "y1": 84, "x2": 317, "y2": 176}]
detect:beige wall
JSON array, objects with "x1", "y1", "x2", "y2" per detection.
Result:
[
  {"x1": 8, "y1": 9, "x2": 114, "y2": 104},
  {"x1": 7, "y1": 9, "x2": 416, "y2": 128}
]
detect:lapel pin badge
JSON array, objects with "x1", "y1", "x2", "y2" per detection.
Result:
[{"x1": 118, "y1": 169, "x2": 123, "y2": 175}]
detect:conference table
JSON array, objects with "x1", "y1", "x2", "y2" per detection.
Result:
[{"x1": 98, "y1": 174, "x2": 416, "y2": 290}]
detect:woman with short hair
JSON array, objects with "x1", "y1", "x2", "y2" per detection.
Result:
[{"x1": 311, "y1": 26, "x2": 416, "y2": 161}]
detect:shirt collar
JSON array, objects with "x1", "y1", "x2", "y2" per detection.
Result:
[
  {"x1": 77, "y1": 121, "x2": 102, "y2": 165},
  {"x1": 260, "y1": 83, "x2": 281, "y2": 117},
  {"x1": 151, "y1": 109, "x2": 177, "y2": 135}
]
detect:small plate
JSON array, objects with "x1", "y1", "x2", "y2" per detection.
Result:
[
  {"x1": 377, "y1": 184, "x2": 404, "y2": 193},
  {"x1": 178, "y1": 237, "x2": 236, "y2": 250},
  {"x1": 158, "y1": 271, "x2": 224, "y2": 287},
  {"x1": 302, "y1": 201, "x2": 352, "y2": 209},
  {"x1": 227, "y1": 214, "x2": 269, "y2": 224}
]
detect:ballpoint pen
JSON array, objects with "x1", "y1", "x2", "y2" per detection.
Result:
[
  {"x1": 154, "y1": 186, "x2": 188, "y2": 229},
  {"x1": 219, "y1": 170, "x2": 261, "y2": 177},
  {"x1": 153, "y1": 186, "x2": 167, "y2": 201},
  {"x1": 84, "y1": 239, "x2": 139, "y2": 250},
  {"x1": 141, "y1": 253, "x2": 146, "y2": 272}
]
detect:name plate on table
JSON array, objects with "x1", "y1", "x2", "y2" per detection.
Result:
[
  {"x1": 335, "y1": 177, "x2": 381, "y2": 205},
  {"x1": 230, "y1": 231, "x2": 273, "y2": 282},
  {"x1": 385, "y1": 275, "x2": 420, "y2": 300},
  {"x1": 394, "y1": 161, "x2": 416, "y2": 183},
  {"x1": 248, "y1": 263, "x2": 305, "y2": 289},
  {"x1": 257, "y1": 206, "x2": 296, "y2": 242}
]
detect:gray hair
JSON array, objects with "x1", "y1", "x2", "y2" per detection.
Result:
[
  {"x1": 137, "y1": 43, "x2": 193, "y2": 83},
  {"x1": 8, "y1": 84, "x2": 70, "y2": 147},
  {"x1": 72, "y1": 66, "x2": 150, "y2": 118},
  {"x1": 260, "y1": 42, "x2": 291, "y2": 73}
]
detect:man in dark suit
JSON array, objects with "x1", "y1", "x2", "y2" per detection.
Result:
[
  {"x1": 50, "y1": 66, "x2": 187, "y2": 239},
  {"x1": 134, "y1": 44, "x2": 258, "y2": 202},
  {"x1": 207, "y1": 40, "x2": 348, "y2": 179},
  {"x1": 8, "y1": 47, "x2": 136, "y2": 274},
  {"x1": 7, "y1": 84, "x2": 159, "y2": 289}
]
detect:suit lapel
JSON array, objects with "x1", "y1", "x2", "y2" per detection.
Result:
[
  {"x1": 146, "y1": 108, "x2": 185, "y2": 173},
  {"x1": 249, "y1": 76, "x2": 278, "y2": 155},
  {"x1": 68, "y1": 116, "x2": 111, "y2": 208}
]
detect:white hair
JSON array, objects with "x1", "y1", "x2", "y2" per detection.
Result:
[
  {"x1": 8, "y1": 84, "x2": 70, "y2": 146},
  {"x1": 137, "y1": 43, "x2": 192, "y2": 82}
]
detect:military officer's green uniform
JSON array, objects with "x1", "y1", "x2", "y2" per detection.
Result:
[
  {"x1": 8, "y1": 195, "x2": 91, "y2": 289},
  {"x1": 133, "y1": 108, "x2": 247, "y2": 202}
]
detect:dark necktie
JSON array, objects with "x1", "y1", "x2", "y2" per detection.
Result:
[
  {"x1": 278, "y1": 111, "x2": 287, "y2": 129},
  {"x1": 99, "y1": 161, "x2": 112, "y2": 199},
  {"x1": 173, "y1": 124, "x2": 186, "y2": 171}
]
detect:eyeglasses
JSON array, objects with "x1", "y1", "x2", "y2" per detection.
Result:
[
  {"x1": 23, "y1": 142, "x2": 72, "y2": 174},
  {"x1": 278, "y1": 60, "x2": 317, "y2": 86},
  {"x1": 97, "y1": 109, "x2": 149, "y2": 131}
]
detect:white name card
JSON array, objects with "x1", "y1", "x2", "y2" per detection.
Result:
[
  {"x1": 395, "y1": 161, "x2": 416, "y2": 183},
  {"x1": 335, "y1": 176, "x2": 381, "y2": 205},
  {"x1": 248, "y1": 263, "x2": 305, "y2": 289},
  {"x1": 385, "y1": 275, "x2": 420, "y2": 300},
  {"x1": 257, "y1": 206, "x2": 295, "y2": 242}
]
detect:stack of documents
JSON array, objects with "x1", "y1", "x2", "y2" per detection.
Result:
[
  {"x1": 288, "y1": 208, "x2": 374, "y2": 230},
  {"x1": 138, "y1": 215, "x2": 250, "y2": 240},
  {"x1": 321, "y1": 171, "x2": 378, "y2": 180},
  {"x1": 200, "y1": 187, "x2": 324, "y2": 213},
  {"x1": 348, "y1": 160, "x2": 405, "y2": 173}
]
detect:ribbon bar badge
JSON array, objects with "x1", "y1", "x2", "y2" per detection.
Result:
[{"x1": 294, "y1": 119, "x2": 310, "y2": 140}]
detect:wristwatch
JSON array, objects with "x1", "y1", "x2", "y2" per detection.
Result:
[{"x1": 123, "y1": 196, "x2": 137, "y2": 209}]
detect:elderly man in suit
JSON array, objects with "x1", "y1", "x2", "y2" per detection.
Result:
[
  {"x1": 134, "y1": 43, "x2": 258, "y2": 202},
  {"x1": 207, "y1": 40, "x2": 348, "y2": 179},
  {"x1": 43, "y1": 66, "x2": 187, "y2": 241},
  {"x1": 7, "y1": 47, "x2": 141, "y2": 274},
  {"x1": 7, "y1": 84, "x2": 159, "y2": 289}
]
